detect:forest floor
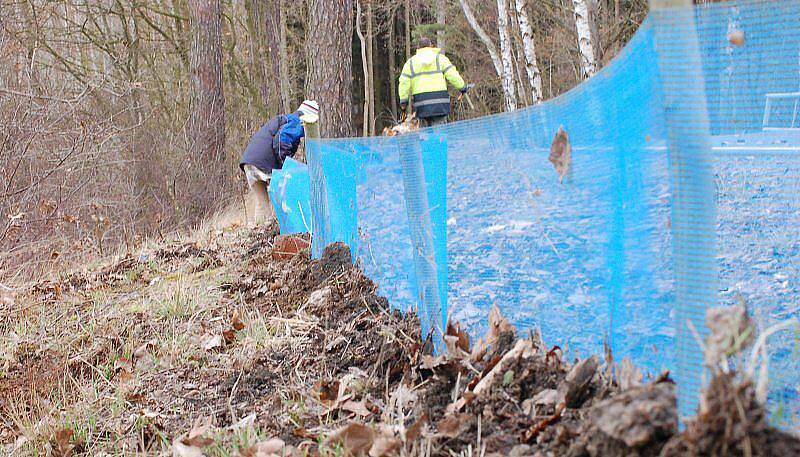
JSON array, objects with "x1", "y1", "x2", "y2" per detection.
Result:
[{"x1": 1, "y1": 223, "x2": 799, "y2": 456}]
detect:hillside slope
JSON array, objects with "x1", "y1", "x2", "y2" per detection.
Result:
[{"x1": 1, "y1": 225, "x2": 797, "y2": 456}]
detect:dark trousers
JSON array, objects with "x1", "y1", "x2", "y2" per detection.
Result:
[{"x1": 419, "y1": 115, "x2": 448, "y2": 128}]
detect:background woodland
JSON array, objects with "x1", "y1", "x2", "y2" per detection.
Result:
[{"x1": 0, "y1": 0, "x2": 651, "y2": 278}]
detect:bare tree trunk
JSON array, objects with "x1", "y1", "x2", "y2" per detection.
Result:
[
  {"x1": 458, "y1": 0, "x2": 502, "y2": 77},
  {"x1": 507, "y1": 6, "x2": 529, "y2": 106},
  {"x1": 253, "y1": 0, "x2": 289, "y2": 114},
  {"x1": 573, "y1": 0, "x2": 598, "y2": 78},
  {"x1": 515, "y1": 0, "x2": 543, "y2": 103},
  {"x1": 188, "y1": 0, "x2": 226, "y2": 163},
  {"x1": 278, "y1": 0, "x2": 291, "y2": 112},
  {"x1": 243, "y1": 0, "x2": 271, "y2": 113},
  {"x1": 306, "y1": 0, "x2": 354, "y2": 138},
  {"x1": 436, "y1": 0, "x2": 446, "y2": 49},
  {"x1": 388, "y1": 7, "x2": 398, "y2": 120},
  {"x1": 497, "y1": 0, "x2": 517, "y2": 111},
  {"x1": 366, "y1": 0, "x2": 375, "y2": 135},
  {"x1": 404, "y1": 0, "x2": 411, "y2": 60},
  {"x1": 356, "y1": 0, "x2": 370, "y2": 136}
]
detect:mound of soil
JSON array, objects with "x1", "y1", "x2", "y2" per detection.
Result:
[{"x1": 2, "y1": 224, "x2": 797, "y2": 456}]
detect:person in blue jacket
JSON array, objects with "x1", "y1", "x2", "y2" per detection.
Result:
[{"x1": 239, "y1": 100, "x2": 319, "y2": 224}]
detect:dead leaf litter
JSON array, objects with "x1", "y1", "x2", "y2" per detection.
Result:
[{"x1": 1, "y1": 224, "x2": 796, "y2": 456}]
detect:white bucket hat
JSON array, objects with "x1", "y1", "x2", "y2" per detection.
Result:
[{"x1": 298, "y1": 100, "x2": 320, "y2": 117}]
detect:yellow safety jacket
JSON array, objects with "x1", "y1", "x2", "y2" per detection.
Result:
[{"x1": 399, "y1": 47, "x2": 466, "y2": 119}]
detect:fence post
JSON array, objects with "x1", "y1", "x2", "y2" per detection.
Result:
[
  {"x1": 302, "y1": 113, "x2": 320, "y2": 140},
  {"x1": 649, "y1": 0, "x2": 718, "y2": 423},
  {"x1": 399, "y1": 135, "x2": 444, "y2": 346}
]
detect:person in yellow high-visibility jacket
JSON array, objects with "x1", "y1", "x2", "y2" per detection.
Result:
[{"x1": 399, "y1": 37, "x2": 469, "y2": 127}]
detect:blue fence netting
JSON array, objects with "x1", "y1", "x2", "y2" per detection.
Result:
[
  {"x1": 269, "y1": 157, "x2": 312, "y2": 234},
  {"x1": 268, "y1": 0, "x2": 800, "y2": 428}
]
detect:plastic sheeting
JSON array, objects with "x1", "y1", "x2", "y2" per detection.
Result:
[{"x1": 306, "y1": 0, "x2": 800, "y2": 427}]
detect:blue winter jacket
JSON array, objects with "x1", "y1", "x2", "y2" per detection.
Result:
[{"x1": 239, "y1": 111, "x2": 305, "y2": 173}]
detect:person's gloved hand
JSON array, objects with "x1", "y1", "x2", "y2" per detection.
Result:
[
  {"x1": 400, "y1": 101, "x2": 408, "y2": 112},
  {"x1": 460, "y1": 83, "x2": 474, "y2": 94}
]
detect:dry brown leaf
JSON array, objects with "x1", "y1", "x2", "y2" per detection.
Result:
[
  {"x1": 405, "y1": 412, "x2": 428, "y2": 442},
  {"x1": 437, "y1": 414, "x2": 471, "y2": 438},
  {"x1": 388, "y1": 384, "x2": 417, "y2": 412},
  {"x1": 222, "y1": 328, "x2": 237, "y2": 344},
  {"x1": 114, "y1": 357, "x2": 134, "y2": 381},
  {"x1": 470, "y1": 337, "x2": 488, "y2": 362},
  {"x1": 369, "y1": 436, "x2": 401, "y2": 457},
  {"x1": 473, "y1": 339, "x2": 532, "y2": 396},
  {"x1": 241, "y1": 438, "x2": 286, "y2": 456},
  {"x1": 557, "y1": 355, "x2": 599, "y2": 408},
  {"x1": 0, "y1": 288, "x2": 14, "y2": 308},
  {"x1": 328, "y1": 423, "x2": 375, "y2": 456},
  {"x1": 548, "y1": 126, "x2": 572, "y2": 183},
  {"x1": 420, "y1": 354, "x2": 448, "y2": 370},
  {"x1": 523, "y1": 391, "x2": 556, "y2": 416},
  {"x1": 202, "y1": 334, "x2": 223, "y2": 351},
  {"x1": 188, "y1": 415, "x2": 212, "y2": 439},
  {"x1": 293, "y1": 428, "x2": 318, "y2": 440},
  {"x1": 232, "y1": 309, "x2": 245, "y2": 331},
  {"x1": 487, "y1": 305, "x2": 514, "y2": 345},
  {"x1": 52, "y1": 428, "x2": 76, "y2": 457},
  {"x1": 315, "y1": 379, "x2": 341, "y2": 403},
  {"x1": 443, "y1": 335, "x2": 468, "y2": 360},
  {"x1": 445, "y1": 321, "x2": 470, "y2": 352},
  {"x1": 341, "y1": 399, "x2": 372, "y2": 417},
  {"x1": 535, "y1": 388, "x2": 559, "y2": 404},
  {"x1": 728, "y1": 29, "x2": 745, "y2": 46},
  {"x1": 383, "y1": 113, "x2": 419, "y2": 136},
  {"x1": 181, "y1": 415, "x2": 214, "y2": 447},
  {"x1": 230, "y1": 413, "x2": 257, "y2": 431},
  {"x1": 617, "y1": 357, "x2": 643, "y2": 391},
  {"x1": 132, "y1": 340, "x2": 154, "y2": 360},
  {"x1": 172, "y1": 441, "x2": 204, "y2": 457}
]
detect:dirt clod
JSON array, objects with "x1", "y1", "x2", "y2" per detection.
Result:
[{"x1": 271, "y1": 233, "x2": 311, "y2": 260}]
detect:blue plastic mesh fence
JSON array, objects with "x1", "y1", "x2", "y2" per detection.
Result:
[
  {"x1": 304, "y1": 0, "x2": 800, "y2": 426},
  {"x1": 269, "y1": 157, "x2": 312, "y2": 234}
]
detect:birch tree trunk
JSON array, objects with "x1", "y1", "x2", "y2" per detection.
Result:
[
  {"x1": 497, "y1": 0, "x2": 517, "y2": 111},
  {"x1": 436, "y1": 0, "x2": 446, "y2": 49},
  {"x1": 188, "y1": 0, "x2": 225, "y2": 164},
  {"x1": 573, "y1": 0, "x2": 598, "y2": 79},
  {"x1": 356, "y1": 0, "x2": 370, "y2": 136},
  {"x1": 514, "y1": 0, "x2": 543, "y2": 103},
  {"x1": 458, "y1": 0, "x2": 502, "y2": 77},
  {"x1": 306, "y1": 0, "x2": 354, "y2": 138},
  {"x1": 366, "y1": 0, "x2": 375, "y2": 135}
]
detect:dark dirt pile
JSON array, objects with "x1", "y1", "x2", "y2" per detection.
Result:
[{"x1": 1, "y1": 224, "x2": 797, "y2": 456}]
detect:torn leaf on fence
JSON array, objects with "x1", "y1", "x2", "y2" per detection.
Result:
[{"x1": 549, "y1": 126, "x2": 572, "y2": 183}]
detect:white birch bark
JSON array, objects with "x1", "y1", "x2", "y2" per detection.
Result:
[
  {"x1": 355, "y1": 0, "x2": 370, "y2": 136},
  {"x1": 458, "y1": 0, "x2": 502, "y2": 77},
  {"x1": 514, "y1": 0, "x2": 542, "y2": 103},
  {"x1": 573, "y1": 0, "x2": 597, "y2": 79},
  {"x1": 497, "y1": 0, "x2": 517, "y2": 111}
]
